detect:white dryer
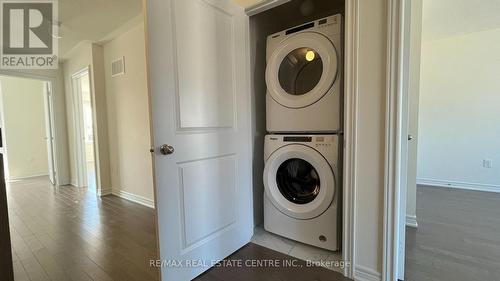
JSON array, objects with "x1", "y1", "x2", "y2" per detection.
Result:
[
  {"x1": 263, "y1": 134, "x2": 340, "y2": 251},
  {"x1": 266, "y1": 14, "x2": 342, "y2": 133}
]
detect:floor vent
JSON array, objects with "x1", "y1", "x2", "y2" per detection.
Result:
[{"x1": 111, "y1": 57, "x2": 125, "y2": 77}]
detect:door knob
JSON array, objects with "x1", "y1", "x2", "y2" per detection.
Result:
[
  {"x1": 159, "y1": 144, "x2": 175, "y2": 155},
  {"x1": 408, "y1": 135, "x2": 413, "y2": 141}
]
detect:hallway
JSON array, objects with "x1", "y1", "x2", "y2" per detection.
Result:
[{"x1": 6, "y1": 177, "x2": 159, "y2": 281}]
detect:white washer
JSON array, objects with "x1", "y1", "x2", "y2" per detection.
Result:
[
  {"x1": 266, "y1": 14, "x2": 342, "y2": 133},
  {"x1": 263, "y1": 134, "x2": 340, "y2": 251}
]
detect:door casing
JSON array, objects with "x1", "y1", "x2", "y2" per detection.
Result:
[{"x1": 71, "y1": 67, "x2": 99, "y2": 191}]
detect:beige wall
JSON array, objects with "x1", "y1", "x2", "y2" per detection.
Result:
[
  {"x1": 91, "y1": 44, "x2": 112, "y2": 193},
  {"x1": 417, "y1": 28, "x2": 500, "y2": 189},
  {"x1": 1, "y1": 77, "x2": 48, "y2": 179},
  {"x1": 103, "y1": 22, "x2": 154, "y2": 202}
]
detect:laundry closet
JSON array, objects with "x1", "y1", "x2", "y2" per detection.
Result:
[
  {"x1": 145, "y1": 0, "x2": 351, "y2": 278},
  {"x1": 248, "y1": 0, "x2": 346, "y2": 265}
]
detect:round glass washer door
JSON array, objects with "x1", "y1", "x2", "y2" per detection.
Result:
[
  {"x1": 266, "y1": 32, "x2": 338, "y2": 109},
  {"x1": 263, "y1": 144, "x2": 335, "y2": 220}
]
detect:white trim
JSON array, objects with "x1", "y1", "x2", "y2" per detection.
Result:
[
  {"x1": 382, "y1": 0, "x2": 405, "y2": 281},
  {"x1": 244, "y1": 0, "x2": 291, "y2": 16},
  {"x1": 98, "y1": 187, "x2": 112, "y2": 196},
  {"x1": 417, "y1": 178, "x2": 500, "y2": 194},
  {"x1": 354, "y1": 265, "x2": 382, "y2": 281},
  {"x1": 343, "y1": 0, "x2": 359, "y2": 279},
  {"x1": 7, "y1": 173, "x2": 49, "y2": 181},
  {"x1": 406, "y1": 214, "x2": 418, "y2": 228},
  {"x1": 112, "y1": 189, "x2": 155, "y2": 209}
]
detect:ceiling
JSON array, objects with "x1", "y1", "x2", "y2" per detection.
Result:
[
  {"x1": 58, "y1": 0, "x2": 142, "y2": 58},
  {"x1": 422, "y1": 0, "x2": 500, "y2": 41}
]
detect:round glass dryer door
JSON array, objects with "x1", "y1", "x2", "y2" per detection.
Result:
[
  {"x1": 278, "y1": 48, "x2": 323, "y2": 96},
  {"x1": 263, "y1": 144, "x2": 335, "y2": 220},
  {"x1": 266, "y1": 32, "x2": 338, "y2": 109}
]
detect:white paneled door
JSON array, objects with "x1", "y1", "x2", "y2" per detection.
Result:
[{"x1": 146, "y1": 0, "x2": 253, "y2": 280}]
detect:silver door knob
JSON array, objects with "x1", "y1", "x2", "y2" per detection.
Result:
[
  {"x1": 159, "y1": 144, "x2": 175, "y2": 155},
  {"x1": 408, "y1": 135, "x2": 413, "y2": 141}
]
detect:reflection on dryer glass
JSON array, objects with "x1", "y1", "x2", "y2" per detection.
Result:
[
  {"x1": 278, "y1": 47, "x2": 323, "y2": 95},
  {"x1": 276, "y1": 158, "x2": 320, "y2": 204}
]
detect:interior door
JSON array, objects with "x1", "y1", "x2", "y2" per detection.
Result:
[
  {"x1": 146, "y1": 0, "x2": 253, "y2": 280},
  {"x1": 43, "y1": 82, "x2": 56, "y2": 185}
]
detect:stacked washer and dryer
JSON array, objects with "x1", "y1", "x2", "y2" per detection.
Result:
[{"x1": 263, "y1": 14, "x2": 343, "y2": 251}]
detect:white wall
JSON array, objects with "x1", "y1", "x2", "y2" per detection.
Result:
[
  {"x1": 0, "y1": 77, "x2": 48, "y2": 179},
  {"x1": 417, "y1": 28, "x2": 500, "y2": 190},
  {"x1": 103, "y1": 22, "x2": 154, "y2": 203}
]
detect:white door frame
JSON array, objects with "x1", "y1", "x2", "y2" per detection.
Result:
[
  {"x1": 43, "y1": 81, "x2": 57, "y2": 184},
  {"x1": 342, "y1": 0, "x2": 359, "y2": 278},
  {"x1": 0, "y1": 73, "x2": 60, "y2": 185},
  {"x1": 383, "y1": 0, "x2": 410, "y2": 280},
  {"x1": 71, "y1": 66, "x2": 99, "y2": 191}
]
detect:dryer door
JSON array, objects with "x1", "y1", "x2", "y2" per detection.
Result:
[
  {"x1": 266, "y1": 32, "x2": 338, "y2": 109},
  {"x1": 263, "y1": 144, "x2": 335, "y2": 220}
]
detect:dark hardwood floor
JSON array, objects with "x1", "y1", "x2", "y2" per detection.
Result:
[
  {"x1": 405, "y1": 185, "x2": 500, "y2": 281},
  {"x1": 196, "y1": 243, "x2": 350, "y2": 281},
  {"x1": 6, "y1": 176, "x2": 159, "y2": 281},
  {"x1": 6, "y1": 176, "x2": 351, "y2": 281}
]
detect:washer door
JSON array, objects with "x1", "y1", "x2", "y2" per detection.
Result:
[
  {"x1": 264, "y1": 144, "x2": 335, "y2": 220},
  {"x1": 266, "y1": 32, "x2": 338, "y2": 109}
]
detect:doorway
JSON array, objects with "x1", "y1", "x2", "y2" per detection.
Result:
[
  {"x1": 71, "y1": 68, "x2": 97, "y2": 190},
  {"x1": 0, "y1": 76, "x2": 57, "y2": 185},
  {"x1": 389, "y1": 0, "x2": 500, "y2": 280}
]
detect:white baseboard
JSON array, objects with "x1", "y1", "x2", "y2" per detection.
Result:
[
  {"x1": 98, "y1": 187, "x2": 112, "y2": 196},
  {"x1": 112, "y1": 189, "x2": 155, "y2": 209},
  {"x1": 354, "y1": 265, "x2": 381, "y2": 281},
  {"x1": 406, "y1": 214, "x2": 418, "y2": 228},
  {"x1": 8, "y1": 173, "x2": 49, "y2": 181},
  {"x1": 417, "y1": 178, "x2": 500, "y2": 194}
]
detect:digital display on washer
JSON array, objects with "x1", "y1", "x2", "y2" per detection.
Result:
[{"x1": 283, "y1": 136, "x2": 312, "y2": 142}]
